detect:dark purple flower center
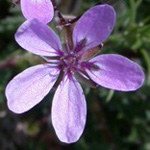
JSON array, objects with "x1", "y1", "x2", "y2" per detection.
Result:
[
  {"x1": 43, "y1": 43, "x2": 99, "y2": 87},
  {"x1": 59, "y1": 51, "x2": 80, "y2": 72},
  {"x1": 45, "y1": 40, "x2": 99, "y2": 77},
  {"x1": 54, "y1": 41, "x2": 99, "y2": 74}
]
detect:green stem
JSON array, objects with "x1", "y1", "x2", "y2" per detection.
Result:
[
  {"x1": 141, "y1": 49, "x2": 150, "y2": 86},
  {"x1": 106, "y1": 89, "x2": 115, "y2": 102},
  {"x1": 127, "y1": 0, "x2": 142, "y2": 27}
]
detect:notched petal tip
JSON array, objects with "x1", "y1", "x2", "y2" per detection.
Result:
[{"x1": 5, "y1": 85, "x2": 23, "y2": 114}]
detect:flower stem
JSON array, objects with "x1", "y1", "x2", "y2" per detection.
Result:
[{"x1": 0, "y1": 56, "x2": 16, "y2": 70}]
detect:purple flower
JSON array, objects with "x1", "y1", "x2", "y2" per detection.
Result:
[
  {"x1": 5, "y1": 4, "x2": 144, "y2": 143},
  {"x1": 21, "y1": 0, "x2": 54, "y2": 23}
]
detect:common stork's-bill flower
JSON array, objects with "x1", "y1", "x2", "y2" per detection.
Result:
[
  {"x1": 5, "y1": 5, "x2": 144, "y2": 143},
  {"x1": 21, "y1": 0, "x2": 54, "y2": 23}
]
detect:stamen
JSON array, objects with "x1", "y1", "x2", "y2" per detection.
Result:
[
  {"x1": 74, "y1": 38, "x2": 87, "y2": 53},
  {"x1": 41, "y1": 56, "x2": 60, "y2": 64}
]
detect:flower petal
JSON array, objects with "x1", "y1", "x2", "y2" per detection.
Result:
[
  {"x1": 5, "y1": 64, "x2": 59, "y2": 113},
  {"x1": 52, "y1": 75, "x2": 87, "y2": 143},
  {"x1": 15, "y1": 19, "x2": 62, "y2": 56},
  {"x1": 21, "y1": 0, "x2": 54, "y2": 24},
  {"x1": 73, "y1": 4, "x2": 116, "y2": 51},
  {"x1": 86, "y1": 54, "x2": 145, "y2": 91}
]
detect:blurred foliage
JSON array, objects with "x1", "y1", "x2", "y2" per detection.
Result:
[{"x1": 0, "y1": 0, "x2": 150, "y2": 150}]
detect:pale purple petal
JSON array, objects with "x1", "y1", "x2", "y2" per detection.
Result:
[
  {"x1": 21, "y1": 0, "x2": 54, "y2": 24},
  {"x1": 15, "y1": 19, "x2": 62, "y2": 57},
  {"x1": 73, "y1": 4, "x2": 116, "y2": 51},
  {"x1": 5, "y1": 64, "x2": 59, "y2": 114},
  {"x1": 51, "y1": 75, "x2": 87, "y2": 143},
  {"x1": 86, "y1": 54, "x2": 144, "y2": 91}
]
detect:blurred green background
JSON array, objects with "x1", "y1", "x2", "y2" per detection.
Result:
[{"x1": 0, "y1": 0, "x2": 150, "y2": 149}]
